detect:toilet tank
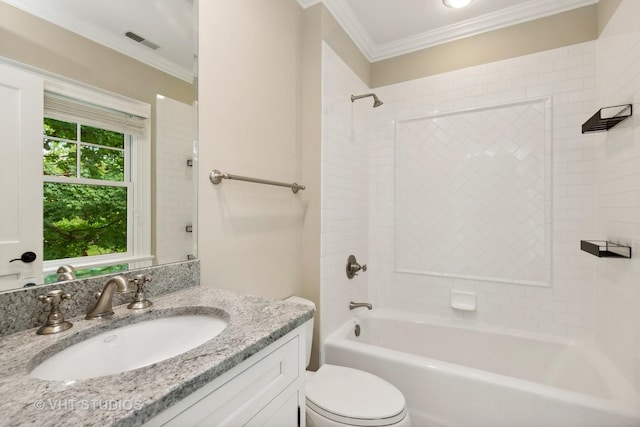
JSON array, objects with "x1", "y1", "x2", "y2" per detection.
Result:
[{"x1": 284, "y1": 296, "x2": 315, "y2": 368}]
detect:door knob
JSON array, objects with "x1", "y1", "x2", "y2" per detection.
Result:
[{"x1": 9, "y1": 251, "x2": 37, "y2": 263}]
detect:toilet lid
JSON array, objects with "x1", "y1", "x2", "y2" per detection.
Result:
[{"x1": 306, "y1": 364, "x2": 407, "y2": 427}]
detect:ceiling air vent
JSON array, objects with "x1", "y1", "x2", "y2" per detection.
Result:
[{"x1": 124, "y1": 31, "x2": 160, "y2": 50}]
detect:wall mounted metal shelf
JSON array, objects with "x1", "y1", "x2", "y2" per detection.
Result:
[
  {"x1": 582, "y1": 104, "x2": 632, "y2": 133},
  {"x1": 580, "y1": 240, "x2": 631, "y2": 258}
]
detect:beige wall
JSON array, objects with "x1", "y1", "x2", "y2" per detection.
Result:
[
  {"x1": 301, "y1": 5, "x2": 323, "y2": 371},
  {"x1": 198, "y1": 0, "x2": 305, "y2": 299},
  {"x1": 597, "y1": 0, "x2": 623, "y2": 34},
  {"x1": 196, "y1": 1, "x2": 365, "y2": 369},
  {"x1": 371, "y1": 5, "x2": 598, "y2": 88}
]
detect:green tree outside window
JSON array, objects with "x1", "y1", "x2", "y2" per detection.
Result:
[{"x1": 43, "y1": 118, "x2": 128, "y2": 261}]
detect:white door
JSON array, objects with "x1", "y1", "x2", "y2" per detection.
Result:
[{"x1": 0, "y1": 63, "x2": 43, "y2": 290}]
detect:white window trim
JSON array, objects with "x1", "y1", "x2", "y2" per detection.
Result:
[{"x1": 41, "y1": 77, "x2": 152, "y2": 274}]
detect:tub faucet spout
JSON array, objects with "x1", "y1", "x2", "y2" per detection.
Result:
[{"x1": 349, "y1": 301, "x2": 372, "y2": 310}]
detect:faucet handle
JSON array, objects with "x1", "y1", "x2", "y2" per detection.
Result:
[
  {"x1": 38, "y1": 289, "x2": 71, "y2": 304},
  {"x1": 37, "y1": 290, "x2": 73, "y2": 335},
  {"x1": 127, "y1": 274, "x2": 153, "y2": 310},
  {"x1": 129, "y1": 274, "x2": 151, "y2": 286},
  {"x1": 346, "y1": 255, "x2": 367, "y2": 279}
]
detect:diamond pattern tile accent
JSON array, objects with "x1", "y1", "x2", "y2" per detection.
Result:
[{"x1": 395, "y1": 102, "x2": 548, "y2": 284}]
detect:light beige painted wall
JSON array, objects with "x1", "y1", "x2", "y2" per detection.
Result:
[
  {"x1": 198, "y1": 0, "x2": 305, "y2": 300},
  {"x1": 194, "y1": 1, "x2": 364, "y2": 369},
  {"x1": 301, "y1": 4, "x2": 323, "y2": 371},
  {"x1": 597, "y1": 0, "x2": 623, "y2": 34},
  {"x1": 370, "y1": 5, "x2": 598, "y2": 88}
]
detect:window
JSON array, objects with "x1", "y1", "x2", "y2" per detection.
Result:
[
  {"x1": 42, "y1": 90, "x2": 151, "y2": 274},
  {"x1": 43, "y1": 117, "x2": 130, "y2": 260}
]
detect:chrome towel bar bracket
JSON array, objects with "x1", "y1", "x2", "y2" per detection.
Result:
[{"x1": 209, "y1": 169, "x2": 306, "y2": 194}]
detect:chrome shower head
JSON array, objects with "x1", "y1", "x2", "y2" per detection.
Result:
[{"x1": 351, "y1": 93, "x2": 384, "y2": 108}]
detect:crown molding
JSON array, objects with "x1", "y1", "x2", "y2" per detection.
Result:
[
  {"x1": 323, "y1": 0, "x2": 378, "y2": 60},
  {"x1": 1, "y1": 0, "x2": 194, "y2": 82},
  {"x1": 296, "y1": 0, "x2": 322, "y2": 10},
  {"x1": 323, "y1": 0, "x2": 598, "y2": 62}
]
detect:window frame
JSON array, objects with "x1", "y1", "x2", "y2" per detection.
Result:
[{"x1": 42, "y1": 78, "x2": 152, "y2": 275}]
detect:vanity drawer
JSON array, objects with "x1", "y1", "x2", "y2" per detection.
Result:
[{"x1": 145, "y1": 326, "x2": 303, "y2": 427}]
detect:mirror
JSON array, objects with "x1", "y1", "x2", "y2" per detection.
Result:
[{"x1": 0, "y1": 0, "x2": 197, "y2": 291}]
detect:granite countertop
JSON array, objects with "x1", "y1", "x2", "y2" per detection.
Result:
[{"x1": 0, "y1": 286, "x2": 314, "y2": 427}]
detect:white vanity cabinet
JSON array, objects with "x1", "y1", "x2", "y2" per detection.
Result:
[{"x1": 144, "y1": 325, "x2": 306, "y2": 427}]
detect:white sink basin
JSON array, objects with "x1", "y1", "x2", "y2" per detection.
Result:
[{"x1": 31, "y1": 314, "x2": 228, "y2": 380}]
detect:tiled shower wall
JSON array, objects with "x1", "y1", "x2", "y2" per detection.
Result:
[
  {"x1": 593, "y1": 0, "x2": 640, "y2": 391},
  {"x1": 320, "y1": 43, "x2": 370, "y2": 362},
  {"x1": 368, "y1": 41, "x2": 599, "y2": 339},
  {"x1": 395, "y1": 101, "x2": 551, "y2": 287}
]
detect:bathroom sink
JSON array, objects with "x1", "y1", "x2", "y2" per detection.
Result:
[{"x1": 30, "y1": 314, "x2": 228, "y2": 380}]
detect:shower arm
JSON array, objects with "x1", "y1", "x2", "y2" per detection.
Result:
[{"x1": 351, "y1": 93, "x2": 383, "y2": 108}]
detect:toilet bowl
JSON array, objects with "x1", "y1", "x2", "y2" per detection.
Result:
[
  {"x1": 285, "y1": 296, "x2": 411, "y2": 427},
  {"x1": 306, "y1": 364, "x2": 410, "y2": 427}
]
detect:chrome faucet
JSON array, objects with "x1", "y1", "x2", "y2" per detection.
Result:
[
  {"x1": 349, "y1": 301, "x2": 373, "y2": 310},
  {"x1": 85, "y1": 275, "x2": 133, "y2": 319}
]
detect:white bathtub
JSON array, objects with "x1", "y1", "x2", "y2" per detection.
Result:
[{"x1": 324, "y1": 309, "x2": 640, "y2": 427}]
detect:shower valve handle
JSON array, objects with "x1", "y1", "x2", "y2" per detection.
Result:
[{"x1": 346, "y1": 255, "x2": 367, "y2": 279}]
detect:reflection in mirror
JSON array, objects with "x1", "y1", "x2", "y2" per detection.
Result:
[{"x1": 0, "y1": 0, "x2": 197, "y2": 292}]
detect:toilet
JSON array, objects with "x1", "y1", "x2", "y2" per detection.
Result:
[{"x1": 285, "y1": 297, "x2": 411, "y2": 427}]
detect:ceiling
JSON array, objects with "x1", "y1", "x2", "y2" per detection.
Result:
[
  {"x1": 1, "y1": 0, "x2": 596, "y2": 81},
  {"x1": 299, "y1": 0, "x2": 598, "y2": 61}
]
